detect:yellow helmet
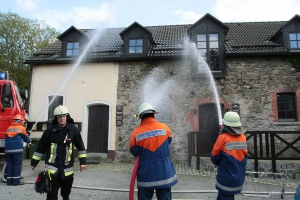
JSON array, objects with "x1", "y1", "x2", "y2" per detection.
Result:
[{"x1": 53, "y1": 105, "x2": 69, "y2": 116}]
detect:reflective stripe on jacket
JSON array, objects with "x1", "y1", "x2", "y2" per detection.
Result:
[
  {"x1": 210, "y1": 132, "x2": 248, "y2": 195},
  {"x1": 130, "y1": 117, "x2": 178, "y2": 190},
  {"x1": 31, "y1": 123, "x2": 86, "y2": 179}
]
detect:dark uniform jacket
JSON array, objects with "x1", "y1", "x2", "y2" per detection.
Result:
[{"x1": 31, "y1": 122, "x2": 86, "y2": 179}]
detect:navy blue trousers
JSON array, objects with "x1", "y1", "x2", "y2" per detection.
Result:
[
  {"x1": 5, "y1": 153, "x2": 23, "y2": 185},
  {"x1": 138, "y1": 187, "x2": 172, "y2": 200},
  {"x1": 217, "y1": 192, "x2": 235, "y2": 200}
]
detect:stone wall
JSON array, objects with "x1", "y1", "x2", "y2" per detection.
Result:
[{"x1": 115, "y1": 56, "x2": 300, "y2": 162}]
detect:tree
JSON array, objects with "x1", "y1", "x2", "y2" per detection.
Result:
[{"x1": 0, "y1": 11, "x2": 60, "y2": 89}]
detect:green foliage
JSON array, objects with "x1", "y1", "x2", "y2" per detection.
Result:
[
  {"x1": 0, "y1": 11, "x2": 60, "y2": 89},
  {"x1": 286, "y1": 56, "x2": 300, "y2": 69}
]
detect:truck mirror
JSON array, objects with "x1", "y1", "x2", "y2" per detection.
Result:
[
  {"x1": 3, "y1": 83, "x2": 11, "y2": 97},
  {"x1": 20, "y1": 89, "x2": 28, "y2": 99}
]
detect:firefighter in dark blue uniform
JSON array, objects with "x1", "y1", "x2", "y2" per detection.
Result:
[
  {"x1": 5, "y1": 114, "x2": 31, "y2": 186},
  {"x1": 31, "y1": 105, "x2": 86, "y2": 200},
  {"x1": 211, "y1": 111, "x2": 248, "y2": 200}
]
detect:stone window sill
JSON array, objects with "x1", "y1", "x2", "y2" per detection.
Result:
[{"x1": 273, "y1": 121, "x2": 300, "y2": 126}]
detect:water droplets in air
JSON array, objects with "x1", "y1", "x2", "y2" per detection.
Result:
[{"x1": 141, "y1": 68, "x2": 175, "y2": 115}]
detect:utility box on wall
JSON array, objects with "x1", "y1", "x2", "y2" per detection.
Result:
[{"x1": 232, "y1": 103, "x2": 240, "y2": 115}]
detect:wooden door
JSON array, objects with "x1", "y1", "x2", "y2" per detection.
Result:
[
  {"x1": 87, "y1": 105, "x2": 109, "y2": 153},
  {"x1": 197, "y1": 103, "x2": 221, "y2": 156}
]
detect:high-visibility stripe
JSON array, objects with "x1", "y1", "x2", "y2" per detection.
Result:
[
  {"x1": 135, "y1": 129, "x2": 167, "y2": 142},
  {"x1": 6, "y1": 128, "x2": 23, "y2": 133},
  {"x1": 48, "y1": 143, "x2": 57, "y2": 163},
  {"x1": 66, "y1": 143, "x2": 72, "y2": 162},
  {"x1": 216, "y1": 180, "x2": 243, "y2": 192},
  {"x1": 32, "y1": 155, "x2": 42, "y2": 160},
  {"x1": 78, "y1": 150, "x2": 86, "y2": 154},
  {"x1": 34, "y1": 152, "x2": 44, "y2": 157},
  {"x1": 78, "y1": 154, "x2": 86, "y2": 158},
  {"x1": 137, "y1": 174, "x2": 177, "y2": 187},
  {"x1": 226, "y1": 142, "x2": 247, "y2": 150},
  {"x1": 45, "y1": 165, "x2": 74, "y2": 177},
  {"x1": 64, "y1": 167, "x2": 74, "y2": 176},
  {"x1": 5, "y1": 149, "x2": 23, "y2": 153},
  {"x1": 78, "y1": 150, "x2": 86, "y2": 158}
]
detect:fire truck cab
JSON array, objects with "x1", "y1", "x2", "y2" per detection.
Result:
[{"x1": 0, "y1": 71, "x2": 28, "y2": 155}]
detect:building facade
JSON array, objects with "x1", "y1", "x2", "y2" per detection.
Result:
[{"x1": 25, "y1": 13, "x2": 300, "y2": 162}]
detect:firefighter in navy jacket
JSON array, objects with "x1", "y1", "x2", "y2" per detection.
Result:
[
  {"x1": 210, "y1": 111, "x2": 248, "y2": 200},
  {"x1": 31, "y1": 105, "x2": 86, "y2": 200},
  {"x1": 5, "y1": 114, "x2": 31, "y2": 186},
  {"x1": 130, "y1": 103, "x2": 177, "y2": 200}
]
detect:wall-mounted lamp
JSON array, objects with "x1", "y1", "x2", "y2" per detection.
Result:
[{"x1": 194, "y1": 108, "x2": 197, "y2": 115}]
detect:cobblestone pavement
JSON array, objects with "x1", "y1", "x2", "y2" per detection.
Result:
[
  {"x1": 22, "y1": 159, "x2": 300, "y2": 190},
  {"x1": 1, "y1": 159, "x2": 298, "y2": 199}
]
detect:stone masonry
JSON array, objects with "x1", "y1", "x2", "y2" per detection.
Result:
[{"x1": 115, "y1": 56, "x2": 300, "y2": 167}]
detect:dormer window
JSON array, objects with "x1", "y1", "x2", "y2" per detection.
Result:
[
  {"x1": 67, "y1": 42, "x2": 79, "y2": 56},
  {"x1": 289, "y1": 33, "x2": 300, "y2": 49},
  {"x1": 197, "y1": 34, "x2": 220, "y2": 72},
  {"x1": 129, "y1": 39, "x2": 143, "y2": 53}
]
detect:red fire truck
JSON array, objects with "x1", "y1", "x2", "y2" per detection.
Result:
[{"x1": 0, "y1": 71, "x2": 28, "y2": 155}]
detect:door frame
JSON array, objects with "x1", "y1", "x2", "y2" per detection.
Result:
[{"x1": 82, "y1": 101, "x2": 112, "y2": 151}]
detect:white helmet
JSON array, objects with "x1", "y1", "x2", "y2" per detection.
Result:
[
  {"x1": 53, "y1": 105, "x2": 69, "y2": 116},
  {"x1": 222, "y1": 111, "x2": 241, "y2": 127},
  {"x1": 138, "y1": 103, "x2": 158, "y2": 118}
]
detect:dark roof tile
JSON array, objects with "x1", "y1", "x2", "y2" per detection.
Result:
[{"x1": 25, "y1": 20, "x2": 291, "y2": 62}]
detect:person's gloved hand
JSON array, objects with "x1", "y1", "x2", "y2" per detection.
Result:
[{"x1": 27, "y1": 131, "x2": 31, "y2": 136}]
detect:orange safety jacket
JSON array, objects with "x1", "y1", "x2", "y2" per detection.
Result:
[
  {"x1": 5, "y1": 122, "x2": 31, "y2": 154},
  {"x1": 210, "y1": 131, "x2": 247, "y2": 195},
  {"x1": 130, "y1": 117, "x2": 177, "y2": 190}
]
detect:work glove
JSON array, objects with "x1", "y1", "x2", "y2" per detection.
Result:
[{"x1": 27, "y1": 131, "x2": 31, "y2": 136}]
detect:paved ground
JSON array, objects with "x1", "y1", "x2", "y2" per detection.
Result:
[{"x1": 0, "y1": 158, "x2": 298, "y2": 200}]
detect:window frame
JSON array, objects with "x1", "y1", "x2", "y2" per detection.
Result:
[
  {"x1": 277, "y1": 93, "x2": 296, "y2": 122},
  {"x1": 66, "y1": 41, "x2": 80, "y2": 57},
  {"x1": 196, "y1": 33, "x2": 220, "y2": 73},
  {"x1": 129, "y1": 39, "x2": 143, "y2": 54},
  {"x1": 44, "y1": 93, "x2": 66, "y2": 121},
  {"x1": 289, "y1": 32, "x2": 300, "y2": 49}
]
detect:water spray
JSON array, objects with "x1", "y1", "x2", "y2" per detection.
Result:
[
  {"x1": 183, "y1": 37, "x2": 223, "y2": 125},
  {"x1": 29, "y1": 28, "x2": 104, "y2": 132}
]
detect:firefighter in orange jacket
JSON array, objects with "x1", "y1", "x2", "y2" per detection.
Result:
[
  {"x1": 130, "y1": 103, "x2": 177, "y2": 200},
  {"x1": 5, "y1": 114, "x2": 31, "y2": 186},
  {"x1": 31, "y1": 105, "x2": 86, "y2": 200},
  {"x1": 210, "y1": 111, "x2": 248, "y2": 200}
]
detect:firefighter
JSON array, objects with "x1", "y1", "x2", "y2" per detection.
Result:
[
  {"x1": 210, "y1": 111, "x2": 248, "y2": 200},
  {"x1": 30, "y1": 105, "x2": 86, "y2": 200},
  {"x1": 5, "y1": 114, "x2": 31, "y2": 186},
  {"x1": 130, "y1": 103, "x2": 178, "y2": 200}
]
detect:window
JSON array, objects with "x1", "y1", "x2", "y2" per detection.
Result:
[
  {"x1": 66, "y1": 42, "x2": 79, "y2": 56},
  {"x1": 277, "y1": 93, "x2": 296, "y2": 121},
  {"x1": 129, "y1": 39, "x2": 143, "y2": 53},
  {"x1": 289, "y1": 33, "x2": 300, "y2": 49},
  {"x1": 46, "y1": 95, "x2": 64, "y2": 121},
  {"x1": 197, "y1": 34, "x2": 220, "y2": 72},
  {"x1": 1, "y1": 84, "x2": 13, "y2": 108}
]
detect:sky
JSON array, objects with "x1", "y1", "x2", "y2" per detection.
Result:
[{"x1": 1, "y1": 0, "x2": 300, "y2": 32}]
